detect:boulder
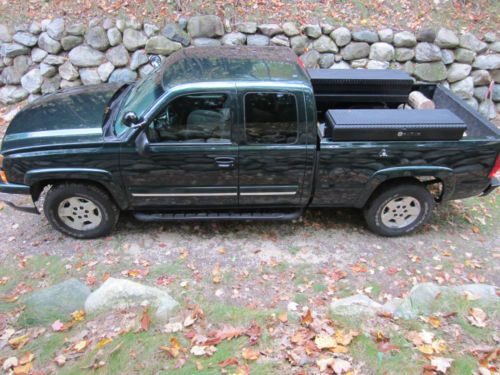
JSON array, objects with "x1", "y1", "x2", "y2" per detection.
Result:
[
  {"x1": 282, "y1": 22, "x2": 300, "y2": 37},
  {"x1": 463, "y1": 97, "x2": 479, "y2": 111},
  {"x1": 367, "y1": 60, "x2": 389, "y2": 69},
  {"x1": 474, "y1": 86, "x2": 488, "y2": 101},
  {"x1": 13, "y1": 32, "x2": 38, "y2": 47},
  {"x1": 39, "y1": 63, "x2": 57, "y2": 78},
  {"x1": 478, "y1": 100, "x2": 497, "y2": 119},
  {"x1": 352, "y1": 29, "x2": 378, "y2": 43},
  {"x1": 79, "y1": 68, "x2": 101, "y2": 85},
  {"x1": 38, "y1": 32, "x2": 61, "y2": 54},
  {"x1": 484, "y1": 31, "x2": 497, "y2": 43},
  {"x1": 145, "y1": 35, "x2": 182, "y2": 55},
  {"x1": 43, "y1": 54, "x2": 65, "y2": 66},
  {"x1": 20, "y1": 69, "x2": 43, "y2": 93},
  {"x1": 300, "y1": 50, "x2": 320, "y2": 68},
  {"x1": 102, "y1": 18, "x2": 115, "y2": 30},
  {"x1": 378, "y1": 28, "x2": 394, "y2": 43},
  {"x1": 435, "y1": 28, "x2": 459, "y2": 48},
  {"x1": 454, "y1": 48, "x2": 476, "y2": 64},
  {"x1": 0, "y1": 43, "x2": 30, "y2": 58},
  {"x1": 187, "y1": 15, "x2": 224, "y2": 38},
  {"x1": 415, "y1": 42, "x2": 442, "y2": 62},
  {"x1": 471, "y1": 70, "x2": 491, "y2": 86},
  {"x1": 123, "y1": 29, "x2": 148, "y2": 51},
  {"x1": 97, "y1": 62, "x2": 115, "y2": 81},
  {"x1": 303, "y1": 24, "x2": 322, "y2": 39},
  {"x1": 318, "y1": 53, "x2": 335, "y2": 68},
  {"x1": 312, "y1": 35, "x2": 338, "y2": 53},
  {"x1": 330, "y1": 294, "x2": 384, "y2": 316},
  {"x1": 351, "y1": 59, "x2": 368, "y2": 68},
  {"x1": 58, "y1": 61, "x2": 79, "y2": 81},
  {"x1": 417, "y1": 28, "x2": 436, "y2": 42},
  {"x1": 1, "y1": 55, "x2": 30, "y2": 84},
  {"x1": 341, "y1": 42, "x2": 370, "y2": 60},
  {"x1": 85, "y1": 26, "x2": 109, "y2": 51},
  {"x1": 450, "y1": 77, "x2": 474, "y2": 99},
  {"x1": 46, "y1": 18, "x2": 65, "y2": 41},
  {"x1": 493, "y1": 84, "x2": 500, "y2": 102},
  {"x1": 235, "y1": 22, "x2": 257, "y2": 34},
  {"x1": 321, "y1": 23, "x2": 334, "y2": 35},
  {"x1": 369, "y1": 42, "x2": 394, "y2": 61},
  {"x1": 247, "y1": 34, "x2": 270, "y2": 47},
  {"x1": 109, "y1": 68, "x2": 137, "y2": 83},
  {"x1": 441, "y1": 49, "x2": 455, "y2": 64},
  {"x1": 106, "y1": 44, "x2": 129, "y2": 67},
  {"x1": 393, "y1": 31, "x2": 417, "y2": 47},
  {"x1": 69, "y1": 46, "x2": 105, "y2": 67},
  {"x1": 414, "y1": 62, "x2": 447, "y2": 81},
  {"x1": 144, "y1": 23, "x2": 160, "y2": 37},
  {"x1": 191, "y1": 37, "x2": 221, "y2": 47},
  {"x1": 162, "y1": 23, "x2": 190, "y2": 46},
  {"x1": 395, "y1": 282, "x2": 441, "y2": 318},
  {"x1": 258, "y1": 24, "x2": 282, "y2": 37},
  {"x1": 330, "y1": 27, "x2": 351, "y2": 47},
  {"x1": 0, "y1": 85, "x2": 28, "y2": 104},
  {"x1": 61, "y1": 35, "x2": 83, "y2": 51},
  {"x1": 66, "y1": 23, "x2": 86, "y2": 36},
  {"x1": 459, "y1": 33, "x2": 487, "y2": 53},
  {"x1": 472, "y1": 54, "x2": 500, "y2": 70},
  {"x1": 492, "y1": 70, "x2": 500, "y2": 82},
  {"x1": 395, "y1": 47, "x2": 415, "y2": 62},
  {"x1": 84, "y1": 278, "x2": 178, "y2": 320},
  {"x1": 19, "y1": 279, "x2": 90, "y2": 326},
  {"x1": 330, "y1": 61, "x2": 351, "y2": 69},
  {"x1": 447, "y1": 63, "x2": 472, "y2": 83},
  {"x1": 31, "y1": 48, "x2": 48, "y2": 63},
  {"x1": 107, "y1": 28, "x2": 122, "y2": 47},
  {"x1": 270, "y1": 35, "x2": 290, "y2": 47},
  {"x1": 130, "y1": 49, "x2": 149, "y2": 70},
  {"x1": 125, "y1": 18, "x2": 142, "y2": 30},
  {"x1": 221, "y1": 32, "x2": 246, "y2": 46}
]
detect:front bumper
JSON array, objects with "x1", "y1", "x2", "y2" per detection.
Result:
[
  {"x1": 481, "y1": 177, "x2": 500, "y2": 196},
  {"x1": 0, "y1": 180, "x2": 39, "y2": 214}
]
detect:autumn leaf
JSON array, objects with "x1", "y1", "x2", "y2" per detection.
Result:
[
  {"x1": 13, "y1": 362, "x2": 32, "y2": 375},
  {"x1": 18, "y1": 352, "x2": 34, "y2": 366},
  {"x1": 191, "y1": 345, "x2": 217, "y2": 357},
  {"x1": 8, "y1": 335, "x2": 29, "y2": 350},
  {"x1": 96, "y1": 337, "x2": 113, "y2": 349},
  {"x1": 219, "y1": 357, "x2": 239, "y2": 367},
  {"x1": 241, "y1": 347, "x2": 260, "y2": 361},
  {"x1": 332, "y1": 358, "x2": 352, "y2": 374},
  {"x1": 467, "y1": 307, "x2": 487, "y2": 327},
  {"x1": 278, "y1": 312, "x2": 288, "y2": 323},
  {"x1": 335, "y1": 330, "x2": 358, "y2": 346},
  {"x1": 431, "y1": 357, "x2": 453, "y2": 373},
  {"x1": 140, "y1": 308, "x2": 151, "y2": 331},
  {"x1": 378, "y1": 341, "x2": 400, "y2": 353},
  {"x1": 212, "y1": 263, "x2": 222, "y2": 284},
  {"x1": 300, "y1": 309, "x2": 313, "y2": 326},
  {"x1": 72, "y1": 340, "x2": 90, "y2": 353},
  {"x1": 51, "y1": 320, "x2": 65, "y2": 332},
  {"x1": 314, "y1": 332, "x2": 337, "y2": 349},
  {"x1": 427, "y1": 316, "x2": 441, "y2": 328},
  {"x1": 350, "y1": 262, "x2": 368, "y2": 273},
  {"x1": 160, "y1": 337, "x2": 182, "y2": 358},
  {"x1": 71, "y1": 310, "x2": 85, "y2": 322},
  {"x1": 54, "y1": 354, "x2": 66, "y2": 367}
]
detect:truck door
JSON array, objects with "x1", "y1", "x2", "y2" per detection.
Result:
[{"x1": 236, "y1": 89, "x2": 310, "y2": 207}]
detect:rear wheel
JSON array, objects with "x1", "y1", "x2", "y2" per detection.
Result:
[
  {"x1": 44, "y1": 183, "x2": 119, "y2": 239},
  {"x1": 363, "y1": 182, "x2": 434, "y2": 237}
]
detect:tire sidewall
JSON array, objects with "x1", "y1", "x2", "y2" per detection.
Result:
[{"x1": 44, "y1": 185, "x2": 117, "y2": 239}]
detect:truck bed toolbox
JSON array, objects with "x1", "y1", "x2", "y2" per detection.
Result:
[
  {"x1": 324, "y1": 109, "x2": 467, "y2": 141},
  {"x1": 308, "y1": 68, "x2": 414, "y2": 103}
]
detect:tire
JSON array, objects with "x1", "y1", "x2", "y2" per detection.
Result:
[
  {"x1": 44, "y1": 183, "x2": 119, "y2": 239},
  {"x1": 363, "y1": 182, "x2": 434, "y2": 237}
]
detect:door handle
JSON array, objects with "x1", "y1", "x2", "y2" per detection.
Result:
[{"x1": 213, "y1": 157, "x2": 235, "y2": 169}]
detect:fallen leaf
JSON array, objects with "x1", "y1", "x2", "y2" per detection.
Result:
[
  {"x1": 427, "y1": 316, "x2": 441, "y2": 328},
  {"x1": 333, "y1": 358, "x2": 351, "y2": 374},
  {"x1": 17, "y1": 352, "x2": 34, "y2": 366},
  {"x1": 241, "y1": 347, "x2": 260, "y2": 361},
  {"x1": 219, "y1": 357, "x2": 239, "y2": 367},
  {"x1": 2, "y1": 357, "x2": 18, "y2": 371},
  {"x1": 317, "y1": 356, "x2": 334, "y2": 371},
  {"x1": 73, "y1": 340, "x2": 89, "y2": 352},
  {"x1": 468, "y1": 307, "x2": 487, "y2": 328},
  {"x1": 335, "y1": 330, "x2": 358, "y2": 346},
  {"x1": 314, "y1": 333, "x2": 336, "y2": 349},
  {"x1": 191, "y1": 345, "x2": 217, "y2": 357},
  {"x1": 160, "y1": 337, "x2": 182, "y2": 358},
  {"x1": 13, "y1": 362, "x2": 32, "y2": 375},
  {"x1": 140, "y1": 308, "x2": 151, "y2": 331},
  {"x1": 377, "y1": 341, "x2": 400, "y2": 353},
  {"x1": 212, "y1": 263, "x2": 222, "y2": 284},
  {"x1": 54, "y1": 354, "x2": 66, "y2": 367},
  {"x1": 300, "y1": 309, "x2": 313, "y2": 326},
  {"x1": 51, "y1": 320, "x2": 64, "y2": 332},
  {"x1": 234, "y1": 364, "x2": 250, "y2": 375},
  {"x1": 278, "y1": 312, "x2": 288, "y2": 323},
  {"x1": 71, "y1": 310, "x2": 85, "y2": 322},
  {"x1": 8, "y1": 335, "x2": 29, "y2": 350},
  {"x1": 96, "y1": 337, "x2": 113, "y2": 348},
  {"x1": 431, "y1": 357, "x2": 453, "y2": 373},
  {"x1": 164, "y1": 322, "x2": 183, "y2": 333}
]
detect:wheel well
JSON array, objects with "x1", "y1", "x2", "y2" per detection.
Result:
[{"x1": 368, "y1": 176, "x2": 443, "y2": 205}]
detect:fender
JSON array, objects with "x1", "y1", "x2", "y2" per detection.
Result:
[
  {"x1": 24, "y1": 168, "x2": 130, "y2": 209},
  {"x1": 358, "y1": 166, "x2": 456, "y2": 207}
]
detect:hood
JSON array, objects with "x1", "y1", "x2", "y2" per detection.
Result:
[{"x1": 1, "y1": 83, "x2": 122, "y2": 153}]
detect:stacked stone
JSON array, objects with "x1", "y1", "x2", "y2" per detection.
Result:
[{"x1": 0, "y1": 16, "x2": 499, "y2": 119}]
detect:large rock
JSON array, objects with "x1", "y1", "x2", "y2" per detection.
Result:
[
  {"x1": 378, "y1": 28, "x2": 394, "y2": 43},
  {"x1": 395, "y1": 48, "x2": 415, "y2": 62},
  {"x1": 472, "y1": 54, "x2": 500, "y2": 70},
  {"x1": 441, "y1": 49, "x2": 455, "y2": 64},
  {"x1": 270, "y1": 35, "x2": 290, "y2": 47},
  {"x1": 31, "y1": 48, "x2": 48, "y2": 63},
  {"x1": 69, "y1": 46, "x2": 105, "y2": 67},
  {"x1": 341, "y1": 42, "x2": 370, "y2": 60},
  {"x1": 300, "y1": 50, "x2": 320, "y2": 68},
  {"x1": 1, "y1": 56, "x2": 30, "y2": 84},
  {"x1": 145, "y1": 35, "x2": 182, "y2": 55},
  {"x1": 79, "y1": 68, "x2": 101, "y2": 85},
  {"x1": 330, "y1": 294, "x2": 385, "y2": 316},
  {"x1": 0, "y1": 43, "x2": 30, "y2": 58},
  {"x1": 85, "y1": 26, "x2": 109, "y2": 51},
  {"x1": 130, "y1": 49, "x2": 149, "y2": 70},
  {"x1": 84, "y1": 278, "x2": 178, "y2": 320},
  {"x1": 247, "y1": 34, "x2": 270, "y2": 47},
  {"x1": 58, "y1": 61, "x2": 79, "y2": 81},
  {"x1": 38, "y1": 32, "x2": 61, "y2": 54},
  {"x1": 454, "y1": 48, "x2": 475, "y2": 64},
  {"x1": 61, "y1": 35, "x2": 83, "y2": 51},
  {"x1": 479, "y1": 100, "x2": 497, "y2": 120},
  {"x1": 318, "y1": 53, "x2": 335, "y2": 68},
  {"x1": 187, "y1": 15, "x2": 224, "y2": 38},
  {"x1": 235, "y1": 22, "x2": 257, "y2": 34},
  {"x1": 282, "y1": 22, "x2": 300, "y2": 37},
  {"x1": 258, "y1": 24, "x2": 282, "y2": 37},
  {"x1": 66, "y1": 23, "x2": 85, "y2": 36},
  {"x1": 123, "y1": 29, "x2": 148, "y2": 51},
  {"x1": 20, "y1": 69, "x2": 43, "y2": 93},
  {"x1": 46, "y1": 18, "x2": 65, "y2": 41},
  {"x1": 43, "y1": 54, "x2": 65, "y2": 65},
  {"x1": 191, "y1": 37, "x2": 221, "y2": 47},
  {"x1": 471, "y1": 70, "x2": 491, "y2": 86},
  {"x1": 107, "y1": 28, "x2": 122, "y2": 47},
  {"x1": 20, "y1": 279, "x2": 90, "y2": 326},
  {"x1": 450, "y1": 77, "x2": 474, "y2": 99},
  {"x1": 352, "y1": 29, "x2": 378, "y2": 43},
  {"x1": 0, "y1": 86, "x2": 28, "y2": 104},
  {"x1": 474, "y1": 86, "x2": 488, "y2": 101},
  {"x1": 447, "y1": 63, "x2": 472, "y2": 83},
  {"x1": 221, "y1": 32, "x2": 246, "y2": 46},
  {"x1": 331, "y1": 27, "x2": 351, "y2": 47},
  {"x1": 489, "y1": 41, "x2": 500, "y2": 53},
  {"x1": 39, "y1": 63, "x2": 56, "y2": 78},
  {"x1": 97, "y1": 62, "x2": 115, "y2": 81},
  {"x1": 393, "y1": 31, "x2": 417, "y2": 47},
  {"x1": 369, "y1": 42, "x2": 394, "y2": 61},
  {"x1": 459, "y1": 33, "x2": 487, "y2": 53},
  {"x1": 414, "y1": 62, "x2": 447, "y2": 81},
  {"x1": 13, "y1": 32, "x2": 38, "y2": 47},
  {"x1": 415, "y1": 42, "x2": 442, "y2": 62},
  {"x1": 163, "y1": 23, "x2": 190, "y2": 46},
  {"x1": 493, "y1": 84, "x2": 500, "y2": 102},
  {"x1": 312, "y1": 35, "x2": 338, "y2": 53},
  {"x1": 109, "y1": 68, "x2": 137, "y2": 83},
  {"x1": 303, "y1": 24, "x2": 322, "y2": 39},
  {"x1": 330, "y1": 61, "x2": 351, "y2": 69},
  {"x1": 416, "y1": 28, "x2": 436, "y2": 43},
  {"x1": 106, "y1": 44, "x2": 129, "y2": 67},
  {"x1": 435, "y1": 28, "x2": 459, "y2": 48}
]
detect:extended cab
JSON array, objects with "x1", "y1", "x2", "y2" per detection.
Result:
[{"x1": 0, "y1": 46, "x2": 499, "y2": 238}]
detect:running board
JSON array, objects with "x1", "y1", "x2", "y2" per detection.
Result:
[{"x1": 133, "y1": 210, "x2": 302, "y2": 222}]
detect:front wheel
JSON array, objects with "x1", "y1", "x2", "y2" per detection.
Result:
[
  {"x1": 44, "y1": 183, "x2": 119, "y2": 239},
  {"x1": 363, "y1": 182, "x2": 434, "y2": 237}
]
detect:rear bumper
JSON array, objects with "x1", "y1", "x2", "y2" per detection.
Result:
[
  {"x1": 0, "y1": 181, "x2": 39, "y2": 214},
  {"x1": 481, "y1": 177, "x2": 500, "y2": 196}
]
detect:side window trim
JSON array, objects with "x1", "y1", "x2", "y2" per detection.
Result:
[
  {"x1": 146, "y1": 91, "x2": 235, "y2": 145},
  {"x1": 242, "y1": 91, "x2": 299, "y2": 145}
]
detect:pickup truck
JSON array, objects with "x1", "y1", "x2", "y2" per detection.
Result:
[{"x1": 0, "y1": 46, "x2": 499, "y2": 239}]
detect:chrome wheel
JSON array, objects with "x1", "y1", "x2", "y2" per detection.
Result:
[
  {"x1": 380, "y1": 196, "x2": 421, "y2": 229},
  {"x1": 57, "y1": 197, "x2": 102, "y2": 231}
]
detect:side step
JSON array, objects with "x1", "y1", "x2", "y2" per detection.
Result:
[{"x1": 133, "y1": 210, "x2": 302, "y2": 222}]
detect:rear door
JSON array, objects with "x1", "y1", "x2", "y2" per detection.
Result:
[{"x1": 236, "y1": 87, "x2": 309, "y2": 207}]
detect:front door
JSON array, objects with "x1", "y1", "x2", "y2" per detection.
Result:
[
  {"x1": 237, "y1": 89, "x2": 309, "y2": 207},
  {"x1": 121, "y1": 90, "x2": 239, "y2": 209}
]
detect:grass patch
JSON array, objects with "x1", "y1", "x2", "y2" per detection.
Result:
[
  {"x1": 23, "y1": 332, "x2": 65, "y2": 365},
  {"x1": 450, "y1": 354, "x2": 477, "y2": 375}
]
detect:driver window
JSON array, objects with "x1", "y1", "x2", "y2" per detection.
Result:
[{"x1": 147, "y1": 93, "x2": 232, "y2": 143}]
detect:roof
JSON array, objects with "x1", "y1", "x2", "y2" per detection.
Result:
[{"x1": 161, "y1": 46, "x2": 309, "y2": 88}]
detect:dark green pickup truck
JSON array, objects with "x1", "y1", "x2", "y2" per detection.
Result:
[{"x1": 1, "y1": 46, "x2": 499, "y2": 238}]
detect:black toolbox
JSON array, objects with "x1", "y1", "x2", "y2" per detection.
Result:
[
  {"x1": 324, "y1": 109, "x2": 467, "y2": 141},
  {"x1": 308, "y1": 68, "x2": 414, "y2": 104}
]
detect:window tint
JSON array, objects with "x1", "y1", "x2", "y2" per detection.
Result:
[
  {"x1": 147, "y1": 94, "x2": 231, "y2": 143},
  {"x1": 244, "y1": 93, "x2": 298, "y2": 144}
]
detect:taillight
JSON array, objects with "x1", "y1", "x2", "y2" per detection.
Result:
[
  {"x1": 489, "y1": 154, "x2": 500, "y2": 179},
  {"x1": 297, "y1": 57, "x2": 305, "y2": 69}
]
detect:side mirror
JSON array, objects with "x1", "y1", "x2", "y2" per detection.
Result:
[
  {"x1": 122, "y1": 111, "x2": 139, "y2": 127},
  {"x1": 135, "y1": 130, "x2": 151, "y2": 156},
  {"x1": 149, "y1": 55, "x2": 162, "y2": 68}
]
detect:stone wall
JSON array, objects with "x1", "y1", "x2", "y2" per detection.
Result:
[{"x1": 0, "y1": 15, "x2": 499, "y2": 118}]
